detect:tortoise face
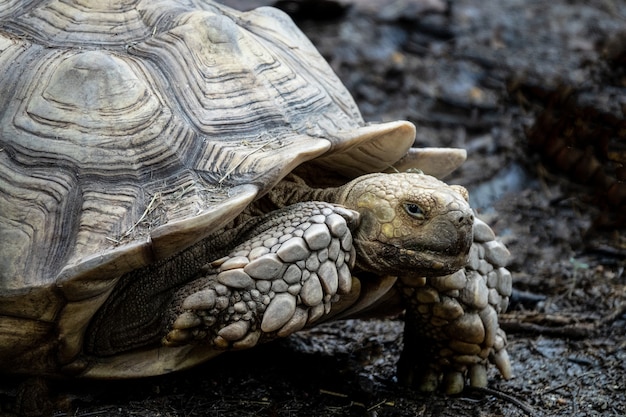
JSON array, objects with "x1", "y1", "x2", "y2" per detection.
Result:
[{"x1": 341, "y1": 173, "x2": 473, "y2": 277}]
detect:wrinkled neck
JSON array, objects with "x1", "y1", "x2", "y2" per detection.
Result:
[{"x1": 266, "y1": 174, "x2": 351, "y2": 207}]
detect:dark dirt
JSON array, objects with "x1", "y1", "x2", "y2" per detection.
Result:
[{"x1": 3, "y1": 0, "x2": 626, "y2": 416}]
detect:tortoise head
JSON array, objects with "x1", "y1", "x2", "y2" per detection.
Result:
[{"x1": 337, "y1": 172, "x2": 474, "y2": 277}]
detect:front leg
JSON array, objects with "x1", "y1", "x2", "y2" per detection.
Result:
[
  {"x1": 397, "y1": 217, "x2": 513, "y2": 394},
  {"x1": 163, "y1": 202, "x2": 358, "y2": 351}
]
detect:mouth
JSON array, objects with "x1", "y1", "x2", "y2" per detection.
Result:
[
  {"x1": 355, "y1": 238, "x2": 469, "y2": 277},
  {"x1": 398, "y1": 246, "x2": 469, "y2": 276}
]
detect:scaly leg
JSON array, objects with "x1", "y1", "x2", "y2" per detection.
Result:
[
  {"x1": 397, "y1": 217, "x2": 513, "y2": 393},
  {"x1": 163, "y1": 202, "x2": 359, "y2": 350}
]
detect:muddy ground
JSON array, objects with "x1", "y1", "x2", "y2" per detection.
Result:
[{"x1": 3, "y1": 0, "x2": 626, "y2": 416}]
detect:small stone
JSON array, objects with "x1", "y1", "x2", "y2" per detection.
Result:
[
  {"x1": 182, "y1": 289, "x2": 216, "y2": 310},
  {"x1": 282, "y1": 264, "x2": 302, "y2": 284},
  {"x1": 459, "y1": 271, "x2": 488, "y2": 309},
  {"x1": 244, "y1": 253, "x2": 284, "y2": 279},
  {"x1": 261, "y1": 293, "x2": 296, "y2": 333},
  {"x1": 300, "y1": 273, "x2": 323, "y2": 306},
  {"x1": 276, "y1": 237, "x2": 310, "y2": 263},
  {"x1": 249, "y1": 246, "x2": 270, "y2": 260},
  {"x1": 496, "y1": 267, "x2": 512, "y2": 297},
  {"x1": 337, "y1": 263, "x2": 352, "y2": 294},
  {"x1": 217, "y1": 269, "x2": 254, "y2": 289},
  {"x1": 325, "y1": 213, "x2": 348, "y2": 237},
  {"x1": 318, "y1": 260, "x2": 338, "y2": 295},
  {"x1": 473, "y1": 218, "x2": 496, "y2": 242},
  {"x1": 303, "y1": 223, "x2": 331, "y2": 250},
  {"x1": 218, "y1": 320, "x2": 250, "y2": 341},
  {"x1": 219, "y1": 256, "x2": 249, "y2": 271},
  {"x1": 484, "y1": 240, "x2": 510, "y2": 267},
  {"x1": 277, "y1": 307, "x2": 308, "y2": 337},
  {"x1": 173, "y1": 312, "x2": 202, "y2": 329},
  {"x1": 317, "y1": 248, "x2": 329, "y2": 263}
]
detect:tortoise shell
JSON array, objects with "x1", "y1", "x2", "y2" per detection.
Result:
[{"x1": 0, "y1": 0, "x2": 466, "y2": 374}]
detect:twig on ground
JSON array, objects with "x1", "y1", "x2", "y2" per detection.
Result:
[{"x1": 468, "y1": 386, "x2": 535, "y2": 416}]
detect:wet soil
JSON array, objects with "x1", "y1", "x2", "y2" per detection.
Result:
[{"x1": 3, "y1": 0, "x2": 626, "y2": 416}]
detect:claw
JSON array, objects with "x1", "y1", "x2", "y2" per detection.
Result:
[
  {"x1": 493, "y1": 349, "x2": 513, "y2": 380},
  {"x1": 416, "y1": 369, "x2": 440, "y2": 392},
  {"x1": 442, "y1": 371, "x2": 465, "y2": 395},
  {"x1": 468, "y1": 364, "x2": 488, "y2": 387}
]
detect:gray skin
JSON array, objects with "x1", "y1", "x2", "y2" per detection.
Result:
[{"x1": 85, "y1": 172, "x2": 477, "y2": 389}]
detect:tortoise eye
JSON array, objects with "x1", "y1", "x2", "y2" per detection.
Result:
[{"x1": 404, "y1": 203, "x2": 425, "y2": 219}]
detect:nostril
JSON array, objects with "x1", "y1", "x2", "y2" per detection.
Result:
[{"x1": 457, "y1": 213, "x2": 474, "y2": 225}]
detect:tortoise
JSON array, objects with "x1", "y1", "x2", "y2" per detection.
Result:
[{"x1": 0, "y1": 0, "x2": 512, "y2": 394}]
